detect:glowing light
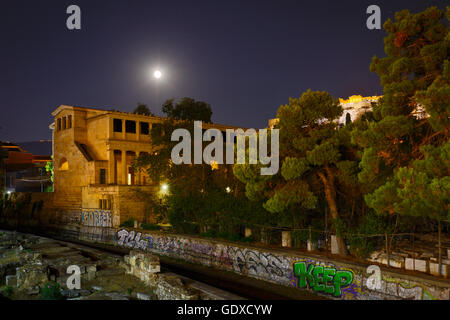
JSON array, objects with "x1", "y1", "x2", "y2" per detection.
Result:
[
  {"x1": 210, "y1": 160, "x2": 218, "y2": 170},
  {"x1": 153, "y1": 70, "x2": 162, "y2": 79},
  {"x1": 6, "y1": 191, "x2": 11, "y2": 195},
  {"x1": 161, "y1": 183, "x2": 168, "y2": 192},
  {"x1": 225, "y1": 187, "x2": 231, "y2": 193}
]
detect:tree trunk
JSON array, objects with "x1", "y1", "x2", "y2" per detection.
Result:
[{"x1": 318, "y1": 168, "x2": 348, "y2": 256}]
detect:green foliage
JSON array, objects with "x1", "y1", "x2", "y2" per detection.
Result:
[
  {"x1": 45, "y1": 158, "x2": 53, "y2": 183},
  {"x1": 134, "y1": 103, "x2": 153, "y2": 116},
  {"x1": 40, "y1": 282, "x2": 63, "y2": 300},
  {"x1": 120, "y1": 218, "x2": 134, "y2": 228},
  {"x1": 365, "y1": 141, "x2": 450, "y2": 220}
]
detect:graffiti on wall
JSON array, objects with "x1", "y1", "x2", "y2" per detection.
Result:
[
  {"x1": 293, "y1": 261, "x2": 355, "y2": 298},
  {"x1": 81, "y1": 210, "x2": 112, "y2": 227}
]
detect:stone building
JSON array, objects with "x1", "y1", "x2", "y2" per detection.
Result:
[{"x1": 49, "y1": 105, "x2": 240, "y2": 227}]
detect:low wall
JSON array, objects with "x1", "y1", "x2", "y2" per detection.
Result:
[{"x1": 108, "y1": 227, "x2": 450, "y2": 300}]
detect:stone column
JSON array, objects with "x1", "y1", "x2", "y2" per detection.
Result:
[
  {"x1": 136, "y1": 152, "x2": 142, "y2": 185},
  {"x1": 108, "y1": 149, "x2": 115, "y2": 184},
  {"x1": 122, "y1": 119, "x2": 126, "y2": 140},
  {"x1": 108, "y1": 117, "x2": 113, "y2": 139},
  {"x1": 121, "y1": 150, "x2": 127, "y2": 185}
]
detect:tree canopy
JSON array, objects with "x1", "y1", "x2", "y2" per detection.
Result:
[
  {"x1": 162, "y1": 97, "x2": 213, "y2": 122},
  {"x1": 353, "y1": 6, "x2": 449, "y2": 220},
  {"x1": 134, "y1": 103, "x2": 153, "y2": 116}
]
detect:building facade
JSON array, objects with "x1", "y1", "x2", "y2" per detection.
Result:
[{"x1": 1, "y1": 142, "x2": 52, "y2": 193}]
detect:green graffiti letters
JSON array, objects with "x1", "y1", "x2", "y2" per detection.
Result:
[{"x1": 293, "y1": 262, "x2": 354, "y2": 297}]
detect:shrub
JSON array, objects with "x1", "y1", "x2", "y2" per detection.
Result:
[
  {"x1": 141, "y1": 223, "x2": 161, "y2": 231},
  {"x1": 120, "y1": 218, "x2": 134, "y2": 228},
  {"x1": 40, "y1": 282, "x2": 63, "y2": 300},
  {"x1": 3, "y1": 286, "x2": 13, "y2": 296}
]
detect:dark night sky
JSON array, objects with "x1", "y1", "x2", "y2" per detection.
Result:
[{"x1": 0, "y1": 0, "x2": 447, "y2": 142}]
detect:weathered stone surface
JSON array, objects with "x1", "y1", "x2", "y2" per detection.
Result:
[
  {"x1": 137, "y1": 292, "x2": 152, "y2": 300},
  {"x1": 389, "y1": 256, "x2": 405, "y2": 269},
  {"x1": 414, "y1": 259, "x2": 429, "y2": 273},
  {"x1": 16, "y1": 263, "x2": 48, "y2": 290},
  {"x1": 26, "y1": 286, "x2": 40, "y2": 295},
  {"x1": 330, "y1": 235, "x2": 339, "y2": 255},
  {"x1": 307, "y1": 240, "x2": 317, "y2": 252},
  {"x1": 61, "y1": 289, "x2": 84, "y2": 298}
]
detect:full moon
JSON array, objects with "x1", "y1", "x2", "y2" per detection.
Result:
[{"x1": 153, "y1": 70, "x2": 162, "y2": 79}]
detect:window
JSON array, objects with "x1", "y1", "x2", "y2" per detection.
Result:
[
  {"x1": 125, "y1": 120, "x2": 136, "y2": 133},
  {"x1": 57, "y1": 118, "x2": 61, "y2": 131},
  {"x1": 68, "y1": 115, "x2": 72, "y2": 128},
  {"x1": 140, "y1": 122, "x2": 149, "y2": 135},
  {"x1": 62, "y1": 117, "x2": 67, "y2": 130},
  {"x1": 113, "y1": 119, "x2": 122, "y2": 132},
  {"x1": 99, "y1": 169, "x2": 107, "y2": 184}
]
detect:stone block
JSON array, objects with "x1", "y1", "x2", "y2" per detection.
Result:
[
  {"x1": 405, "y1": 258, "x2": 415, "y2": 271},
  {"x1": 86, "y1": 265, "x2": 97, "y2": 273},
  {"x1": 5, "y1": 275, "x2": 17, "y2": 287},
  {"x1": 307, "y1": 240, "x2": 317, "y2": 252},
  {"x1": 282, "y1": 231, "x2": 292, "y2": 248},
  {"x1": 331, "y1": 235, "x2": 339, "y2": 255},
  {"x1": 429, "y1": 263, "x2": 449, "y2": 278},
  {"x1": 414, "y1": 259, "x2": 428, "y2": 273},
  {"x1": 137, "y1": 292, "x2": 152, "y2": 300}
]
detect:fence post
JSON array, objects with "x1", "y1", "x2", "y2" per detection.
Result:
[
  {"x1": 412, "y1": 230, "x2": 415, "y2": 270},
  {"x1": 385, "y1": 232, "x2": 390, "y2": 268}
]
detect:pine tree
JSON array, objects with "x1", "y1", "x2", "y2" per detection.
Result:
[{"x1": 235, "y1": 90, "x2": 361, "y2": 255}]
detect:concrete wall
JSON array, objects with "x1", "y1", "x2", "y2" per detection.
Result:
[{"x1": 85, "y1": 227, "x2": 449, "y2": 300}]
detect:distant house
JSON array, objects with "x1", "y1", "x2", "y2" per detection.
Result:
[{"x1": 1, "y1": 142, "x2": 52, "y2": 193}]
